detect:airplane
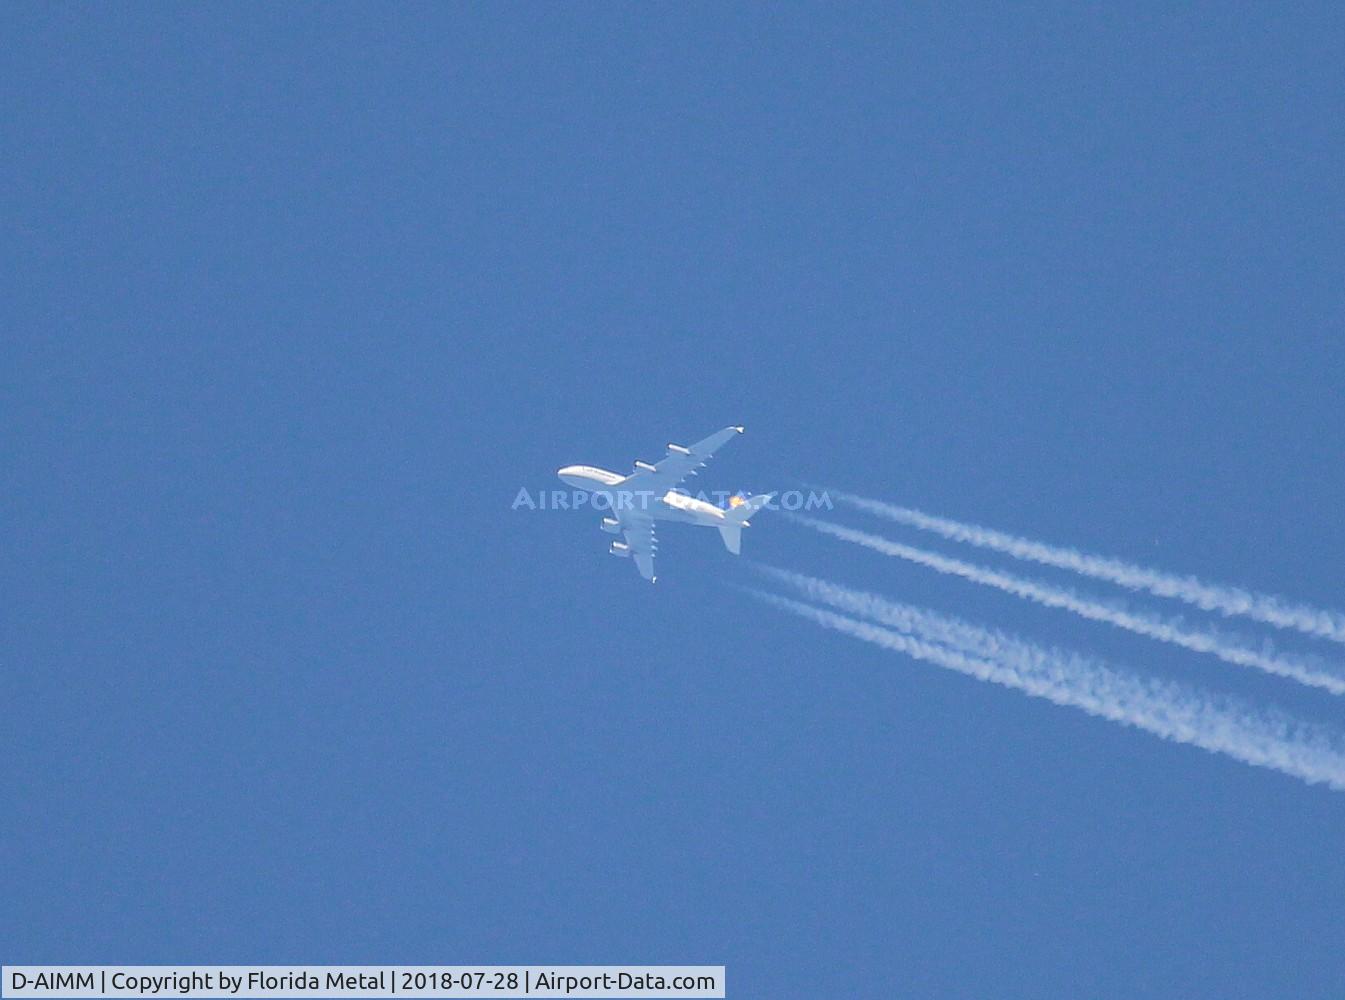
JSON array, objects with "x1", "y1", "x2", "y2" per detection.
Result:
[{"x1": 557, "y1": 426, "x2": 774, "y2": 582}]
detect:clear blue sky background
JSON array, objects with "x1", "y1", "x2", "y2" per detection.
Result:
[{"x1": 5, "y1": 5, "x2": 1345, "y2": 997}]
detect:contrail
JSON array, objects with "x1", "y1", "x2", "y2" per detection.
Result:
[
  {"x1": 827, "y1": 489, "x2": 1345, "y2": 645},
  {"x1": 739, "y1": 580, "x2": 1345, "y2": 791},
  {"x1": 787, "y1": 513, "x2": 1345, "y2": 696}
]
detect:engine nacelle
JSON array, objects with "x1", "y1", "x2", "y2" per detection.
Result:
[
  {"x1": 666, "y1": 443, "x2": 692, "y2": 455},
  {"x1": 633, "y1": 460, "x2": 658, "y2": 473},
  {"x1": 600, "y1": 517, "x2": 621, "y2": 535},
  {"x1": 610, "y1": 541, "x2": 631, "y2": 557}
]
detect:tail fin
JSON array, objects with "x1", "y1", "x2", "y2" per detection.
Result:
[{"x1": 719, "y1": 493, "x2": 775, "y2": 555}]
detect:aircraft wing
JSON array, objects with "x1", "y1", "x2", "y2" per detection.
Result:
[
  {"x1": 621, "y1": 426, "x2": 745, "y2": 496},
  {"x1": 619, "y1": 513, "x2": 658, "y2": 582}
]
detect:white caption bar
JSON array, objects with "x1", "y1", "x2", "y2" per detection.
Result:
[{"x1": 2, "y1": 967, "x2": 725, "y2": 999}]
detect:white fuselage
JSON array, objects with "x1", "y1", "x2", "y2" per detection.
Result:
[{"x1": 557, "y1": 466, "x2": 728, "y2": 526}]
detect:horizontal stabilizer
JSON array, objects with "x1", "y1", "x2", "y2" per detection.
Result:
[{"x1": 724, "y1": 493, "x2": 775, "y2": 523}]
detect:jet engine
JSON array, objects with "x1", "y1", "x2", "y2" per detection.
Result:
[
  {"x1": 600, "y1": 517, "x2": 621, "y2": 535},
  {"x1": 610, "y1": 541, "x2": 631, "y2": 557}
]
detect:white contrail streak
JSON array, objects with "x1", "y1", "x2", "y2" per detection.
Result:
[
  {"x1": 827, "y1": 490, "x2": 1345, "y2": 645},
  {"x1": 787, "y1": 513, "x2": 1345, "y2": 696},
  {"x1": 740, "y1": 578, "x2": 1345, "y2": 791}
]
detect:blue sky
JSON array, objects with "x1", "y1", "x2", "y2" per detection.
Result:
[{"x1": 5, "y1": 5, "x2": 1345, "y2": 997}]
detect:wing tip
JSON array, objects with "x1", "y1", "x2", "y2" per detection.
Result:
[{"x1": 733, "y1": 425, "x2": 745, "y2": 433}]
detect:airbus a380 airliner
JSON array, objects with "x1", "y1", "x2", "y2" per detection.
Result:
[{"x1": 558, "y1": 426, "x2": 773, "y2": 582}]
